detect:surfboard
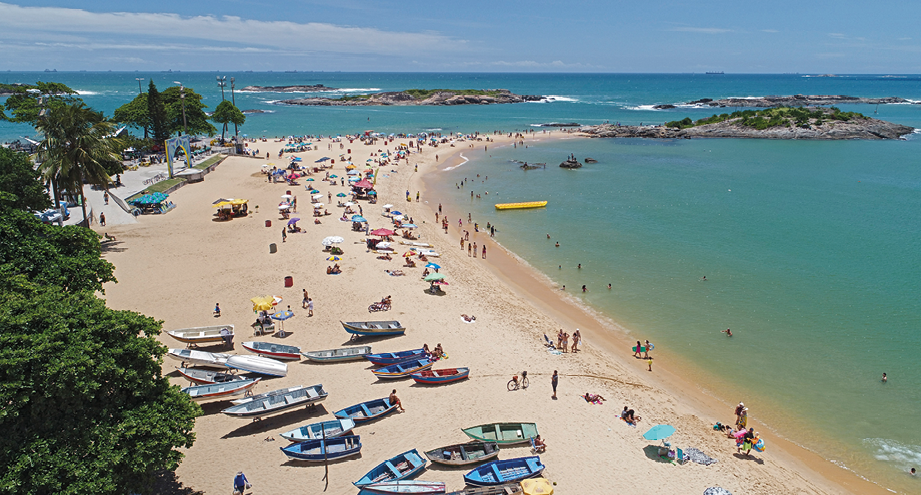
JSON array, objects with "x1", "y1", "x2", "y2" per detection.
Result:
[{"x1": 631, "y1": 343, "x2": 655, "y2": 353}]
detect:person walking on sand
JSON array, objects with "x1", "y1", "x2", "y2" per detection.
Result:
[
  {"x1": 282, "y1": 227, "x2": 286, "y2": 243},
  {"x1": 307, "y1": 298, "x2": 314, "y2": 317},
  {"x1": 302, "y1": 289, "x2": 309, "y2": 309},
  {"x1": 390, "y1": 389, "x2": 404, "y2": 412},
  {"x1": 104, "y1": 191, "x2": 109, "y2": 205},
  {"x1": 634, "y1": 341, "x2": 642, "y2": 358},
  {"x1": 233, "y1": 471, "x2": 250, "y2": 495},
  {"x1": 213, "y1": 303, "x2": 221, "y2": 317},
  {"x1": 551, "y1": 370, "x2": 559, "y2": 399},
  {"x1": 643, "y1": 339, "x2": 652, "y2": 359},
  {"x1": 647, "y1": 357, "x2": 653, "y2": 372},
  {"x1": 99, "y1": 212, "x2": 106, "y2": 226},
  {"x1": 482, "y1": 245, "x2": 486, "y2": 259}
]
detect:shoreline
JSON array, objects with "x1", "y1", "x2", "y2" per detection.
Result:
[{"x1": 414, "y1": 135, "x2": 892, "y2": 495}]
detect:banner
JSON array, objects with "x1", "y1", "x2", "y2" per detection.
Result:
[{"x1": 165, "y1": 135, "x2": 191, "y2": 178}]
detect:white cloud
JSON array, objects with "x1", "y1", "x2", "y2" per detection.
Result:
[
  {"x1": 0, "y1": 3, "x2": 464, "y2": 56},
  {"x1": 761, "y1": 29, "x2": 779, "y2": 33},
  {"x1": 670, "y1": 27, "x2": 733, "y2": 34}
]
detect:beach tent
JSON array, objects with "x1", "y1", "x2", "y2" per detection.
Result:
[
  {"x1": 521, "y1": 478, "x2": 553, "y2": 495},
  {"x1": 353, "y1": 179, "x2": 374, "y2": 189}
]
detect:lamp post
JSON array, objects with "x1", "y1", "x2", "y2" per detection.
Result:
[
  {"x1": 174, "y1": 81, "x2": 190, "y2": 171},
  {"x1": 230, "y1": 77, "x2": 239, "y2": 147},
  {"x1": 135, "y1": 77, "x2": 144, "y2": 95},
  {"x1": 216, "y1": 75, "x2": 226, "y2": 101}
]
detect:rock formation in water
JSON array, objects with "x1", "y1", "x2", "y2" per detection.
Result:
[{"x1": 278, "y1": 89, "x2": 543, "y2": 106}]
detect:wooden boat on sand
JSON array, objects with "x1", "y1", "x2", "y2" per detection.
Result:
[
  {"x1": 334, "y1": 398, "x2": 397, "y2": 423},
  {"x1": 366, "y1": 348, "x2": 425, "y2": 366},
  {"x1": 177, "y1": 367, "x2": 244, "y2": 385},
  {"x1": 302, "y1": 345, "x2": 372, "y2": 362},
  {"x1": 342, "y1": 320, "x2": 406, "y2": 338},
  {"x1": 167, "y1": 349, "x2": 231, "y2": 368},
  {"x1": 354, "y1": 449, "x2": 427, "y2": 487},
  {"x1": 241, "y1": 341, "x2": 302, "y2": 360},
  {"x1": 280, "y1": 435, "x2": 362, "y2": 462},
  {"x1": 360, "y1": 480, "x2": 445, "y2": 494},
  {"x1": 411, "y1": 367, "x2": 469, "y2": 385},
  {"x1": 167, "y1": 325, "x2": 234, "y2": 345},
  {"x1": 280, "y1": 418, "x2": 356, "y2": 442},
  {"x1": 224, "y1": 354, "x2": 288, "y2": 377},
  {"x1": 372, "y1": 359, "x2": 433, "y2": 380},
  {"x1": 463, "y1": 457, "x2": 545, "y2": 487},
  {"x1": 222, "y1": 384, "x2": 327, "y2": 417},
  {"x1": 462, "y1": 423, "x2": 538, "y2": 446},
  {"x1": 181, "y1": 378, "x2": 259, "y2": 401},
  {"x1": 443, "y1": 484, "x2": 521, "y2": 495},
  {"x1": 423, "y1": 441, "x2": 499, "y2": 466}
]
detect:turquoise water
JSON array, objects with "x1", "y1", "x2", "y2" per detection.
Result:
[{"x1": 4, "y1": 72, "x2": 921, "y2": 490}]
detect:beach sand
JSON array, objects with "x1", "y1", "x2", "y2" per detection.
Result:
[{"x1": 98, "y1": 132, "x2": 884, "y2": 494}]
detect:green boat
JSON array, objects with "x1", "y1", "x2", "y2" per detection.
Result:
[{"x1": 461, "y1": 423, "x2": 538, "y2": 446}]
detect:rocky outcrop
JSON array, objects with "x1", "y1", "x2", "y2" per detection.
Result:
[
  {"x1": 580, "y1": 116, "x2": 914, "y2": 141},
  {"x1": 683, "y1": 94, "x2": 910, "y2": 108},
  {"x1": 584, "y1": 157, "x2": 598, "y2": 163},
  {"x1": 560, "y1": 157, "x2": 582, "y2": 169},
  {"x1": 278, "y1": 89, "x2": 542, "y2": 106},
  {"x1": 241, "y1": 84, "x2": 336, "y2": 92},
  {"x1": 533, "y1": 122, "x2": 581, "y2": 127}
]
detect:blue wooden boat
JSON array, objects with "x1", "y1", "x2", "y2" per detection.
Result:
[
  {"x1": 359, "y1": 480, "x2": 445, "y2": 494},
  {"x1": 334, "y1": 398, "x2": 397, "y2": 423},
  {"x1": 354, "y1": 449, "x2": 427, "y2": 487},
  {"x1": 366, "y1": 349, "x2": 425, "y2": 366},
  {"x1": 342, "y1": 320, "x2": 406, "y2": 338},
  {"x1": 279, "y1": 418, "x2": 356, "y2": 442},
  {"x1": 280, "y1": 435, "x2": 362, "y2": 461},
  {"x1": 372, "y1": 359, "x2": 433, "y2": 380},
  {"x1": 411, "y1": 367, "x2": 470, "y2": 385},
  {"x1": 463, "y1": 457, "x2": 544, "y2": 487}
]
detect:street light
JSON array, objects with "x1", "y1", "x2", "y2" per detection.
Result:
[
  {"x1": 216, "y1": 75, "x2": 226, "y2": 101},
  {"x1": 135, "y1": 77, "x2": 145, "y2": 95},
  {"x1": 230, "y1": 77, "x2": 239, "y2": 145},
  {"x1": 174, "y1": 81, "x2": 190, "y2": 170}
]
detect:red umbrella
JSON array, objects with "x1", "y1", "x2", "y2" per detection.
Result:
[
  {"x1": 353, "y1": 179, "x2": 374, "y2": 189},
  {"x1": 371, "y1": 228, "x2": 395, "y2": 237}
]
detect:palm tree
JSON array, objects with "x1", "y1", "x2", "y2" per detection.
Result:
[{"x1": 35, "y1": 102, "x2": 122, "y2": 226}]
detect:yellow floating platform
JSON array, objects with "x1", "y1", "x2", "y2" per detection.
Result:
[{"x1": 494, "y1": 201, "x2": 548, "y2": 210}]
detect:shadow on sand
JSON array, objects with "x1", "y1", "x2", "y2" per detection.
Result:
[{"x1": 221, "y1": 404, "x2": 328, "y2": 439}]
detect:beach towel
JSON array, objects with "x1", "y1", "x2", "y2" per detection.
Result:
[
  {"x1": 620, "y1": 417, "x2": 636, "y2": 427},
  {"x1": 685, "y1": 447, "x2": 719, "y2": 466},
  {"x1": 583, "y1": 394, "x2": 604, "y2": 405}
]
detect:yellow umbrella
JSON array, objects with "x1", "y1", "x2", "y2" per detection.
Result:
[
  {"x1": 346, "y1": 164, "x2": 357, "y2": 170},
  {"x1": 213, "y1": 201, "x2": 232, "y2": 208},
  {"x1": 521, "y1": 478, "x2": 553, "y2": 495},
  {"x1": 230, "y1": 198, "x2": 249, "y2": 205},
  {"x1": 251, "y1": 296, "x2": 274, "y2": 311}
]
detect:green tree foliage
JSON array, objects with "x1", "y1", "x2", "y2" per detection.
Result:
[
  {"x1": 1, "y1": 82, "x2": 81, "y2": 125},
  {"x1": 161, "y1": 86, "x2": 216, "y2": 137},
  {"x1": 35, "y1": 102, "x2": 123, "y2": 225},
  {"x1": 211, "y1": 100, "x2": 246, "y2": 142},
  {"x1": 146, "y1": 81, "x2": 169, "y2": 144},
  {"x1": 0, "y1": 209, "x2": 115, "y2": 294},
  {"x1": 667, "y1": 106, "x2": 866, "y2": 130},
  {"x1": 0, "y1": 288, "x2": 201, "y2": 495},
  {"x1": 0, "y1": 148, "x2": 51, "y2": 212},
  {"x1": 113, "y1": 92, "x2": 150, "y2": 139}
]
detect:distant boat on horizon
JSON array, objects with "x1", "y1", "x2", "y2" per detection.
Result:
[
  {"x1": 285, "y1": 70, "x2": 298, "y2": 73},
  {"x1": 705, "y1": 71, "x2": 724, "y2": 75},
  {"x1": 44, "y1": 69, "x2": 57, "y2": 73}
]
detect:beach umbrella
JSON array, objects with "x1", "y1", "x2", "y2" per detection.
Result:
[
  {"x1": 326, "y1": 256, "x2": 341, "y2": 261},
  {"x1": 351, "y1": 215, "x2": 367, "y2": 222},
  {"x1": 371, "y1": 228, "x2": 395, "y2": 237},
  {"x1": 278, "y1": 204, "x2": 290, "y2": 210},
  {"x1": 309, "y1": 189, "x2": 320, "y2": 194},
  {"x1": 271, "y1": 310, "x2": 295, "y2": 337},
  {"x1": 306, "y1": 178, "x2": 315, "y2": 181},
  {"x1": 347, "y1": 170, "x2": 359, "y2": 175},
  {"x1": 261, "y1": 164, "x2": 269, "y2": 168},
  {"x1": 391, "y1": 210, "x2": 403, "y2": 216},
  {"x1": 521, "y1": 478, "x2": 553, "y2": 495},
  {"x1": 382, "y1": 204, "x2": 394, "y2": 209},
  {"x1": 343, "y1": 202, "x2": 355, "y2": 207},
  {"x1": 337, "y1": 192, "x2": 347, "y2": 197},
  {"x1": 281, "y1": 194, "x2": 293, "y2": 199},
  {"x1": 322, "y1": 236, "x2": 344, "y2": 246},
  {"x1": 251, "y1": 296, "x2": 274, "y2": 311},
  {"x1": 312, "y1": 193, "x2": 323, "y2": 199},
  {"x1": 424, "y1": 273, "x2": 445, "y2": 282},
  {"x1": 287, "y1": 218, "x2": 300, "y2": 225},
  {"x1": 703, "y1": 489, "x2": 732, "y2": 495},
  {"x1": 432, "y1": 280, "x2": 449, "y2": 285},
  {"x1": 402, "y1": 223, "x2": 417, "y2": 229},
  {"x1": 348, "y1": 177, "x2": 359, "y2": 182},
  {"x1": 425, "y1": 263, "x2": 441, "y2": 270},
  {"x1": 330, "y1": 174, "x2": 339, "y2": 178},
  {"x1": 392, "y1": 215, "x2": 404, "y2": 221},
  {"x1": 642, "y1": 425, "x2": 676, "y2": 442}
]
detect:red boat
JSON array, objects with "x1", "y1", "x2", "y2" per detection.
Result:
[{"x1": 411, "y1": 367, "x2": 470, "y2": 385}]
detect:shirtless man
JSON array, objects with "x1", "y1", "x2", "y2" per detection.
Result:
[{"x1": 389, "y1": 389, "x2": 404, "y2": 412}]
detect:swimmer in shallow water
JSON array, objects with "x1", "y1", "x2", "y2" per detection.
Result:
[{"x1": 722, "y1": 328, "x2": 732, "y2": 337}]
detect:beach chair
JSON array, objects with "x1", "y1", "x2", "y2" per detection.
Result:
[{"x1": 675, "y1": 448, "x2": 685, "y2": 465}]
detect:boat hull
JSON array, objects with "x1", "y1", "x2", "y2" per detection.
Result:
[
  {"x1": 302, "y1": 345, "x2": 372, "y2": 362},
  {"x1": 222, "y1": 384, "x2": 327, "y2": 417},
  {"x1": 167, "y1": 349, "x2": 231, "y2": 368},
  {"x1": 181, "y1": 378, "x2": 259, "y2": 401},
  {"x1": 463, "y1": 457, "x2": 544, "y2": 487},
  {"x1": 177, "y1": 367, "x2": 244, "y2": 385},
  {"x1": 411, "y1": 368, "x2": 470, "y2": 385},
  {"x1": 494, "y1": 201, "x2": 547, "y2": 211},
  {"x1": 334, "y1": 398, "x2": 397, "y2": 423},
  {"x1": 280, "y1": 418, "x2": 356, "y2": 442},
  {"x1": 462, "y1": 423, "x2": 539, "y2": 446},
  {"x1": 225, "y1": 355, "x2": 288, "y2": 377},
  {"x1": 360, "y1": 480, "x2": 446, "y2": 494},
  {"x1": 280, "y1": 435, "x2": 362, "y2": 462},
  {"x1": 167, "y1": 325, "x2": 235, "y2": 344},
  {"x1": 366, "y1": 349, "x2": 425, "y2": 366},
  {"x1": 372, "y1": 359, "x2": 433, "y2": 379},
  {"x1": 342, "y1": 320, "x2": 406, "y2": 337},
  {"x1": 241, "y1": 341, "x2": 302, "y2": 360},
  {"x1": 424, "y1": 441, "x2": 499, "y2": 467},
  {"x1": 354, "y1": 449, "x2": 427, "y2": 487}
]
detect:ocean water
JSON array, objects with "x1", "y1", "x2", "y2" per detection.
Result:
[{"x1": 3, "y1": 72, "x2": 920, "y2": 491}]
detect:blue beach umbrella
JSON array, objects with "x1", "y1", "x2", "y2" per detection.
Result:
[
  {"x1": 391, "y1": 211, "x2": 402, "y2": 216},
  {"x1": 351, "y1": 215, "x2": 367, "y2": 223},
  {"x1": 425, "y1": 263, "x2": 441, "y2": 270},
  {"x1": 271, "y1": 309, "x2": 295, "y2": 336},
  {"x1": 642, "y1": 425, "x2": 676, "y2": 442},
  {"x1": 337, "y1": 192, "x2": 347, "y2": 197},
  {"x1": 306, "y1": 178, "x2": 315, "y2": 181}
]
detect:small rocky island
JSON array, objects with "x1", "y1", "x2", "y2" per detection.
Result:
[
  {"x1": 581, "y1": 107, "x2": 914, "y2": 140},
  {"x1": 240, "y1": 84, "x2": 337, "y2": 92},
  {"x1": 654, "y1": 94, "x2": 913, "y2": 109},
  {"x1": 278, "y1": 89, "x2": 542, "y2": 106}
]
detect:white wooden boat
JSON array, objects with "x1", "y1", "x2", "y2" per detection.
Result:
[
  {"x1": 301, "y1": 346, "x2": 372, "y2": 362},
  {"x1": 225, "y1": 354, "x2": 288, "y2": 377},
  {"x1": 279, "y1": 418, "x2": 356, "y2": 442},
  {"x1": 177, "y1": 367, "x2": 244, "y2": 385},
  {"x1": 231, "y1": 385, "x2": 306, "y2": 406},
  {"x1": 222, "y1": 384, "x2": 328, "y2": 417},
  {"x1": 400, "y1": 241, "x2": 432, "y2": 248},
  {"x1": 167, "y1": 349, "x2": 232, "y2": 368},
  {"x1": 241, "y1": 341, "x2": 302, "y2": 360},
  {"x1": 181, "y1": 378, "x2": 259, "y2": 401},
  {"x1": 408, "y1": 247, "x2": 440, "y2": 257},
  {"x1": 167, "y1": 325, "x2": 234, "y2": 345}
]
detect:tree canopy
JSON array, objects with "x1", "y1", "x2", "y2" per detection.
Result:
[
  {"x1": 0, "y1": 288, "x2": 200, "y2": 495},
  {"x1": 113, "y1": 92, "x2": 150, "y2": 138},
  {"x1": 146, "y1": 81, "x2": 170, "y2": 144},
  {"x1": 0, "y1": 148, "x2": 51, "y2": 212},
  {"x1": 162, "y1": 86, "x2": 216, "y2": 137},
  {"x1": 211, "y1": 100, "x2": 246, "y2": 142},
  {"x1": 1, "y1": 82, "x2": 82, "y2": 125}
]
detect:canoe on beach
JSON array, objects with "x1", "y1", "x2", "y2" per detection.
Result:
[
  {"x1": 372, "y1": 359, "x2": 433, "y2": 379},
  {"x1": 280, "y1": 435, "x2": 362, "y2": 462},
  {"x1": 177, "y1": 367, "x2": 245, "y2": 385},
  {"x1": 241, "y1": 341, "x2": 302, "y2": 360},
  {"x1": 353, "y1": 449, "x2": 427, "y2": 487},
  {"x1": 334, "y1": 398, "x2": 397, "y2": 423},
  {"x1": 366, "y1": 348, "x2": 425, "y2": 366},
  {"x1": 231, "y1": 385, "x2": 306, "y2": 405},
  {"x1": 443, "y1": 484, "x2": 521, "y2": 495},
  {"x1": 224, "y1": 354, "x2": 288, "y2": 377},
  {"x1": 359, "y1": 480, "x2": 446, "y2": 494},
  {"x1": 167, "y1": 349, "x2": 232, "y2": 368},
  {"x1": 411, "y1": 367, "x2": 470, "y2": 385},
  {"x1": 463, "y1": 457, "x2": 545, "y2": 487},
  {"x1": 167, "y1": 325, "x2": 234, "y2": 345},
  {"x1": 181, "y1": 378, "x2": 260, "y2": 401},
  {"x1": 462, "y1": 423, "x2": 538, "y2": 445},
  {"x1": 280, "y1": 418, "x2": 356, "y2": 442},
  {"x1": 423, "y1": 441, "x2": 499, "y2": 466},
  {"x1": 342, "y1": 320, "x2": 406, "y2": 337},
  {"x1": 222, "y1": 384, "x2": 328, "y2": 417},
  {"x1": 301, "y1": 345, "x2": 372, "y2": 362}
]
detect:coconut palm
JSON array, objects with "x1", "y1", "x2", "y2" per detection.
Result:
[{"x1": 35, "y1": 102, "x2": 123, "y2": 226}]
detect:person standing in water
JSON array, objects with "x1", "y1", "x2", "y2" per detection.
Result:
[
  {"x1": 882, "y1": 373, "x2": 888, "y2": 382},
  {"x1": 723, "y1": 328, "x2": 733, "y2": 337}
]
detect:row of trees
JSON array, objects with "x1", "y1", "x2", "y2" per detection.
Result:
[{"x1": 0, "y1": 149, "x2": 202, "y2": 494}]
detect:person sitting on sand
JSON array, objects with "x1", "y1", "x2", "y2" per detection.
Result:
[
  {"x1": 404, "y1": 258, "x2": 416, "y2": 268},
  {"x1": 583, "y1": 392, "x2": 606, "y2": 403},
  {"x1": 389, "y1": 389, "x2": 404, "y2": 412},
  {"x1": 532, "y1": 435, "x2": 546, "y2": 453},
  {"x1": 103, "y1": 233, "x2": 117, "y2": 242},
  {"x1": 432, "y1": 343, "x2": 444, "y2": 360},
  {"x1": 461, "y1": 314, "x2": 476, "y2": 322},
  {"x1": 314, "y1": 218, "x2": 322, "y2": 224},
  {"x1": 378, "y1": 253, "x2": 392, "y2": 261},
  {"x1": 418, "y1": 254, "x2": 429, "y2": 262},
  {"x1": 422, "y1": 268, "x2": 430, "y2": 278},
  {"x1": 422, "y1": 343, "x2": 431, "y2": 357}
]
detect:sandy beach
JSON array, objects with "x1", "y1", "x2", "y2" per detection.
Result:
[{"x1": 97, "y1": 132, "x2": 886, "y2": 495}]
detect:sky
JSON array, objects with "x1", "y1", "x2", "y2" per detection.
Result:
[{"x1": 1, "y1": 1, "x2": 920, "y2": 73}]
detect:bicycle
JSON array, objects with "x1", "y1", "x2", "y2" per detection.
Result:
[{"x1": 507, "y1": 371, "x2": 529, "y2": 391}]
